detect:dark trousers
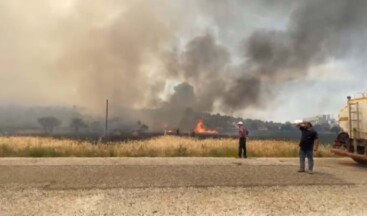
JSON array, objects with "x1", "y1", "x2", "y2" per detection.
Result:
[
  {"x1": 238, "y1": 137, "x2": 247, "y2": 158},
  {"x1": 299, "y1": 149, "x2": 314, "y2": 171}
]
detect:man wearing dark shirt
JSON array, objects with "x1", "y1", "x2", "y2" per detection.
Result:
[
  {"x1": 296, "y1": 122, "x2": 319, "y2": 174},
  {"x1": 237, "y1": 121, "x2": 249, "y2": 158}
]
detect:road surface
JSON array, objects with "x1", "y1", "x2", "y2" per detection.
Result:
[{"x1": 0, "y1": 157, "x2": 366, "y2": 215}]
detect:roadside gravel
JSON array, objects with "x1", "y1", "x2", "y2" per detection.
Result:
[{"x1": 0, "y1": 158, "x2": 366, "y2": 216}]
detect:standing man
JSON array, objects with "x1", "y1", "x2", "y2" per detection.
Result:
[
  {"x1": 237, "y1": 121, "x2": 249, "y2": 158},
  {"x1": 296, "y1": 121, "x2": 319, "y2": 174}
]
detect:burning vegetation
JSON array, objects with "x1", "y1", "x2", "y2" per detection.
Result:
[{"x1": 193, "y1": 119, "x2": 218, "y2": 134}]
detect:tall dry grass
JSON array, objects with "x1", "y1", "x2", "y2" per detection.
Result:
[{"x1": 0, "y1": 136, "x2": 334, "y2": 157}]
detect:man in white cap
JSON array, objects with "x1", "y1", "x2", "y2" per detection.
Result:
[{"x1": 237, "y1": 121, "x2": 249, "y2": 158}]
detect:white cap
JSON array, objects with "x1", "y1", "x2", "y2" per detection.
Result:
[{"x1": 237, "y1": 121, "x2": 243, "y2": 125}]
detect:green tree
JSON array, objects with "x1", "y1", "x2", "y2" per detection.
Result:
[
  {"x1": 330, "y1": 125, "x2": 342, "y2": 134},
  {"x1": 70, "y1": 118, "x2": 88, "y2": 134},
  {"x1": 38, "y1": 117, "x2": 61, "y2": 134},
  {"x1": 280, "y1": 122, "x2": 293, "y2": 131}
]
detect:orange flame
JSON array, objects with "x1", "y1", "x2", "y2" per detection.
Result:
[{"x1": 194, "y1": 119, "x2": 218, "y2": 134}]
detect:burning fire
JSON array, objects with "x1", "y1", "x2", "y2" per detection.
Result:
[{"x1": 193, "y1": 119, "x2": 218, "y2": 134}]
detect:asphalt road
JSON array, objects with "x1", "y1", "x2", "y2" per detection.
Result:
[{"x1": 0, "y1": 158, "x2": 366, "y2": 216}]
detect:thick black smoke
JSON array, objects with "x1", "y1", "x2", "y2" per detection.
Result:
[
  {"x1": 164, "y1": 34, "x2": 231, "y2": 112},
  {"x1": 163, "y1": 0, "x2": 367, "y2": 115}
]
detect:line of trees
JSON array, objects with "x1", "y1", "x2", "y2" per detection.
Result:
[
  {"x1": 37, "y1": 117, "x2": 88, "y2": 134},
  {"x1": 201, "y1": 113, "x2": 342, "y2": 135},
  {"x1": 36, "y1": 117, "x2": 149, "y2": 135}
]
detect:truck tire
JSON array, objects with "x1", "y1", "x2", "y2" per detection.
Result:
[{"x1": 335, "y1": 132, "x2": 350, "y2": 149}]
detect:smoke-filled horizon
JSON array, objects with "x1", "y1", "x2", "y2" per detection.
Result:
[{"x1": 1, "y1": 0, "x2": 367, "y2": 122}]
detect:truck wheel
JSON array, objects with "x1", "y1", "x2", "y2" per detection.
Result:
[{"x1": 335, "y1": 132, "x2": 350, "y2": 149}]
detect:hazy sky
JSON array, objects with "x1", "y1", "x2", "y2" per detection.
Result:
[{"x1": 1, "y1": 0, "x2": 366, "y2": 122}]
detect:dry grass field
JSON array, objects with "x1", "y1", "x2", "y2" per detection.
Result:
[{"x1": 0, "y1": 136, "x2": 334, "y2": 157}]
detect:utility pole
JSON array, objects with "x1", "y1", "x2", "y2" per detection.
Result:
[{"x1": 105, "y1": 99, "x2": 109, "y2": 136}]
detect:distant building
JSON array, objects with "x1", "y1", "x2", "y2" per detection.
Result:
[{"x1": 303, "y1": 114, "x2": 337, "y2": 126}]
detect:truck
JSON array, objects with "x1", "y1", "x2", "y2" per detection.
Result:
[{"x1": 332, "y1": 96, "x2": 367, "y2": 164}]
